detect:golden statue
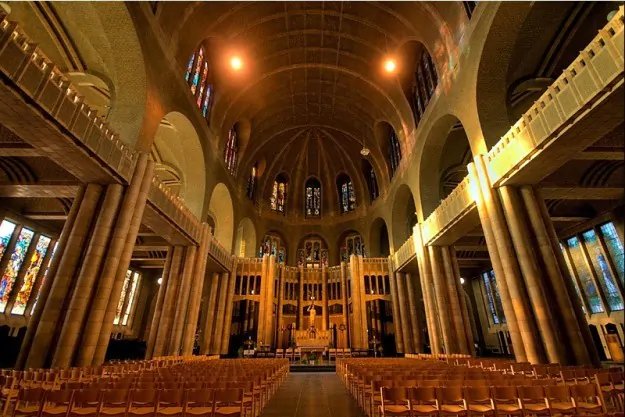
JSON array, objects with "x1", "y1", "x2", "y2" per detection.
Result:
[{"x1": 307, "y1": 300, "x2": 316, "y2": 329}]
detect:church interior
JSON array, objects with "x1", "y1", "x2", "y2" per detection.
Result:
[{"x1": 0, "y1": 1, "x2": 624, "y2": 416}]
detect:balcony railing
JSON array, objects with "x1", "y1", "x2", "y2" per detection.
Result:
[
  {"x1": 394, "y1": 235, "x2": 416, "y2": 270},
  {"x1": 149, "y1": 177, "x2": 202, "y2": 243},
  {"x1": 422, "y1": 175, "x2": 475, "y2": 245},
  {"x1": 486, "y1": 6, "x2": 624, "y2": 185},
  {"x1": 0, "y1": 17, "x2": 135, "y2": 180},
  {"x1": 208, "y1": 236, "x2": 234, "y2": 271}
]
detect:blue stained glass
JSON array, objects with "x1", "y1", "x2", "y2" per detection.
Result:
[
  {"x1": 184, "y1": 54, "x2": 194, "y2": 81},
  {"x1": 11, "y1": 235, "x2": 51, "y2": 315},
  {"x1": 482, "y1": 272, "x2": 499, "y2": 325},
  {"x1": 560, "y1": 243, "x2": 587, "y2": 314},
  {"x1": 489, "y1": 270, "x2": 506, "y2": 323},
  {"x1": 30, "y1": 241, "x2": 58, "y2": 315},
  {"x1": 600, "y1": 222, "x2": 624, "y2": 286},
  {"x1": 0, "y1": 220, "x2": 16, "y2": 260},
  {"x1": 582, "y1": 229, "x2": 623, "y2": 311},
  {"x1": 0, "y1": 227, "x2": 35, "y2": 313},
  {"x1": 202, "y1": 86, "x2": 212, "y2": 117},
  {"x1": 566, "y1": 236, "x2": 604, "y2": 313}
]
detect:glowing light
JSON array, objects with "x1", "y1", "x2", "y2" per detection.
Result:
[
  {"x1": 460, "y1": 277, "x2": 465, "y2": 285},
  {"x1": 384, "y1": 59, "x2": 396, "y2": 73},
  {"x1": 157, "y1": 277, "x2": 163, "y2": 285},
  {"x1": 230, "y1": 56, "x2": 242, "y2": 71}
]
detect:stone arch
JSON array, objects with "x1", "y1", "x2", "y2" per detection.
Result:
[
  {"x1": 234, "y1": 217, "x2": 257, "y2": 258},
  {"x1": 208, "y1": 183, "x2": 234, "y2": 252},
  {"x1": 374, "y1": 121, "x2": 401, "y2": 178},
  {"x1": 369, "y1": 217, "x2": 390, "y2": 258},
  {"x1": 153, "y1": 112, "x2": 205, "y2": 218},
  {"x1": 8, "y1": 2, "x2": 147, "y2": 145},
  {"x1": 391, "y1": 184, "x2": 418, "y2": 250}
]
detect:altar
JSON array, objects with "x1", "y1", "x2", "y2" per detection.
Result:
[{"x1": 294, "y1": 328, "x2": 331, "y2": 348}]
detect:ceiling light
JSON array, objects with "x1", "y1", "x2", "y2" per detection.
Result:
[
  {"x1": 384, "y1": 59, "x2": 396, "y2": 73},
  {"x1": 230, "y1": 56, "x2": 242, "y2": 71},
  {"x1": 460, "y1": 277, "x2": 465, "y2": 285},
  {"x1": 157, "y1": 277, "x2": 163, "y2": 285},
  {"x1": 360, "y1": 147, "x2": 371, "y2": 156}
]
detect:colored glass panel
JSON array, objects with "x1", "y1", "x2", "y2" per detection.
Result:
[
  {"x1": 11, "y1": 235, "x2": 51, "y2": 315},
  {"x1": 566, "y1": 236, "x2": 604, "y2": 313},
  {"x1": 600, "y1": 222, "x2": 624, "y2": 285},
  {"x1": 197, "y1": 62, "x2": 209, "y2": 107},
  {"x1": 30, "y1": 241, "x2": 58, "y2": 314},
  {"x1": 122, "y1": 272, "x2": 140, "y2": 326},
  {"x1": 0, "y1": 220, "x2": 16, "y2": 260},
  {"x1": 560, "y1": 242, "x2": 587, "y2": 314},
  {"x1": 0, "y1": 227, "x2": 34, "y2": 313},
  {"x1": 341, "y1": 183, "x2": 348, "y2": 213},
  {"x1": 481, "y1": 271, "x2": 499, "y2": 325},
  {"x1": 582, "y1": 229, "x2": 623, "y2": 311},
  {"x1": 202, "y1": 86, "x2": 213, "y2": 118},
  {"x1": 114, "y1": 270, "x2": 133, "y2": 325},
  {"x1": 225, "y1": 128, "x2": 238, "y2": 174},
  {"x1": 184, "y1": 53, "x2": 195, "y2": 81},
  {"x1": 488, "y1": 270, "x2": 506, "y2": 323},
  {"x1": 190, "y1": 48, "x2": 204, "y2": 95},
  {"x1": 271, "y1": 181, "x2": 278, "y2": 210}
]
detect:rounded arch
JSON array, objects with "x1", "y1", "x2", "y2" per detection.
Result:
[
  {"x1": 234, "y1": 217, "x2": 257, "y2": 258},
  {"x1": 208, "y1": 183, "x2": 234, "y2": 252},
  {"x1": 153, "y1": 112, "x2": 206, "y2": 217},
  {"x1": 296, "y1": 234, "x2": 329, "y2": 250},
  {"x1": 369, "y1": 217, "x2": 390, "y2": 258},
  {"x1": 9, "y1": 2, "x2": 147, "y2": 146},
  {"x1": 374, "y1": 121, "x2": 402, "y2": 178},
  {"x1": 303, "y1": 176, "x2": 322, "y2": 218},
  {"x1": 391, "y1": 184, "x2": 417, "y2": 249}
]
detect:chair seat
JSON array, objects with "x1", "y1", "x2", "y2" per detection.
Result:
[
  {"x1": 16, "y1": 405, "x2": 41, "y2": 415},
  {"x1": 100, "y1": 407, "x2": 128, "y2": 415},
  {"x1": 441, "y1": 405, "x2": 466, "y2": 413},
  {"x1": 549, "y1": 402, "x2": 575, "y2": 411},
  {"x1": 214, "y1": 406, "x2": 242, "y2": 415},
  {"x1": 410, "y1": 404, "x2": 438, "y2": 413},
  {"x1": 70, "y1": 407, "x2": 99, "y2": 416},
  {"x1": 128, "y1": 407, "x2": 156, "y2": 415},
  {"x1": 496, "y1": 404, "x2": 522, "y2": 413},
  {"x1": 468, "y1": 404, "x2": 494, "y2": 413},
  {"x1": 156, "y1": 407, "x2": 183, "y2": 415},
  {"x1": 186, "y1": 407, "x2": 213, "y2": 415},
  {"x1": 523, "y1": 403, "x2": 548, "y2": 412},
  {"x1": 575, "y1": 402, "x2": 603, "y2": 412},
  {"x1": 43, "y1": 406, "x2": 71, "y2": 416},
  {"x1": 379, "y1": 404, "x2": 410, "y2": 414}
]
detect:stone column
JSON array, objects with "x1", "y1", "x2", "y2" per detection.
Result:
[
  {"x1": 322, "y1": 266, "x2": 328, "y2": 331},
  {"x1": 52, "y1": 185, "x2": 123, "y2": 367},
  {"x1": 428, "y1": 246, "x2": 457, "y2": 353},
  {"x1": 257, "y1": 256, "x2": 268, "y2": 344},
  {"x1": 348, "y1": 255, "x2": 362, "y2": 349},
  {"x1": 340, "y1": 262, "x2": 350, "y2": 347},
  {"x1": 471, "y1": 157, "x2": 542, "y2": 363},
  {"x1": 264, "y1": 256, "x2": 276, "y2": 345},
  {"x1": 211, "y1": 273, "x2": 229, "y2": 355},
  {"x1": 357, "y1": 256, "x2": 368, "y2": 349},
  {"x1": 16, "y1": 186, "x2": 85, "y2": 369},
  {"x1": 145, "y1": 247, "x2": 174, "y2": 359},
  {"x1": 499, "y1": 186, "x2": 565, "y2": 364},
  {"x1": 523, "y1": 186, "x2": 599, "y2": 366},
  {"x1": 450, "y1": 248, "x2": 476, "y2": 356},
  {"x1": 26, "y1": 184, "x2": 103, "y2": 369},
  {"x1": 442, "y1": 246, "x2": 469, "y2": 354},
  {"x1": 404, "y1": 273, "x2": 422, "y2": 352},
  {"x1": 152, "y1": 246, "x2": 184, "y2": 357},
  {"x1": 298, "y1": 266, "x2": 304, "y2": 330},
  {"x1": 201, "y1": 272, "x2": 220, "y2": 355},
  {"x1": 394, "y1": 272, "x2": 413, "y2": 353},
  {"x1": 168, "y1": 245, "x2": 197, "y2": 355},
  {"x1": 276, "y1": 267, "x2": 285, "y2": 348},
  {"x1": 182, "y1": 225, "x2": 210, "y2": 356},
  {"x1": 220, "y1": 273, "x2": 235, "y2": 355},
  {"x1": 414, "y1": 225, "x2": 441, "y2": 354},
  {"x1": 387, "y1": 259, "x2": 404, "y2": 354}
]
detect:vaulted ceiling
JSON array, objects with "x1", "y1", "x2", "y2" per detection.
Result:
[{"x1": 154, "y1": 1, "x2": 467, "y2": 212}]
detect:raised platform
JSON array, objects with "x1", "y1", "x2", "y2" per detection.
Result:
[{"x1": 289, "y1": 361, "x2": 336, "y2": 373}]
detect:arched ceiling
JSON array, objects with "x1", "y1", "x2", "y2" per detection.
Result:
[{"x1": 156, "y1": 1, "x2": 465, "y2": 206}]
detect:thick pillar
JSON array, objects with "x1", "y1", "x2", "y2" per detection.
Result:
[
  {"x1": 523, "y1": 186, "x2": 599, "y2": 366},
  {"x1": 429, "y1": 246, "x2": 456, "y2": 353},
  {"x1": 276, "y1": 267, "x2": 285, "y2": 348},
  {"x1": 340, "y1": 262, "x2": 350, "y2": 347},
  {"x1": 298, "y1": 266, "x2": 304, "y2": 330},
  {"x1": 152, "y1": 246, "x2": 184, "y2": 357},
  {"x1": 257, "y1": 256, "x2": 269, "y2": 343},
  {"x1": 387, "y1": 260, "x2": 404, "y2": 354},
  {"x1": 499, "y1": 186, "x2": 565, "y2": 364},
  {"x1": 404, "y1": 273, "x2": 422, "y2": 352},
  {"x1": 263, "y1": 255, "x2": 276, "y2": 345},
  {"x1": 201, "y1": 272, "x2": 220, "y2": 354},
  {"x1": 211, "y1": 273, "x2": 229, "y2": 355},
  {"x1": 169, "y1": 245, "x2": 197, "y2": 355},
  {"x1": 182, "y1": 225, "x2": 210, "y2": 356},
  {"x1": 348, "y1": 255, "x2": 363, "y2": 348},
  {"x1": 52, "y1": 185, "x2": 123, "y2": 367},
  {"x1": 221, "y1": 272, "x2": 236, "y2": 355},
  {"x1": 442, "y1": 246, "x2": 469, "y2": 354},
  {"x1": 26, "y1": 184, "x2": 103, "y2": 369},
  {"x1": 414, "y1": 226, "x2": 441, "y2": 354},
  {"x1": 145, "y1": 247, "x2": 174, "y2": 358},
  {"x1": 450, "y1": 248, "x2": 476, "y2": 356},
  {"x1": 395, "y1": 272, "x2": 413, "y2": 353},
  {"x1": 16, "y1": 186, "x2": 85, "y2": 369},
  {"x1": 322, "y1": 266, "x2": 328, "y2": 331}
]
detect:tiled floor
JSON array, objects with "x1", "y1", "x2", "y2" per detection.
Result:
[{"x1": 260, "y1": 373, "x2": 366, "y2": 417}]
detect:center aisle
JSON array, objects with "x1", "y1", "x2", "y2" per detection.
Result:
[{"x1": 260, "y1": 373, "x2": 365, "y2": 417}]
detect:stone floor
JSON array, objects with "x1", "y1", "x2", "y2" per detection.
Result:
[{"x1": 260, "y1": 373, "x2": 365, "y2": 417}]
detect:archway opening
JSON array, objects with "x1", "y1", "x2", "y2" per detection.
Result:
[
  {"x1": 369, "y1": 218, "x2": 390, "y2": 258},
  {"x1": 234, "y1": 218, "x2": 257, "y2": 258},
  {"x1": 208, "y1": 183, "x2": 234, "y2": 252},
  {"x1": 391, "y1": 184, "x2": 417, "y2": 249}
]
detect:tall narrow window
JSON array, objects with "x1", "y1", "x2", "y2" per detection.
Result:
[
  {"x1": 388, "y1": 129, "x2": 402, "y2": 177},
  {"x1": 305, "y1": 178, "x2": 321, "y2": 218},
  {"x1": 121, "y1": 272, "x2": 141, "y2": 326},
  {"x1": 560, "y1": 242, "x2": 587, "y2": 314},
  {"x1": 582, "y1": 229, "x2": 623, "y2": 311},
  {"x1": 369, "y1": 168, "x2": 379, "y2": 201},
  {"x1": 11, "y1": 235, "x2": 51, "y2": 315},
  {"x1": 564, "y1": 236, "x2": 604, "y2": 313},
  {"x1": 410, "y1": 47, "x2": 439, "y2": 128},
  {"x1": 30, "y1": 241, "x2": 58, "y2": 315},
  {"x1": 224, "y1": 126, "x2": 238, "y2": 175},
  {"x1": 114, "y1": 270, "x2": 133, "y2": 325},
  {"x1": 0, "y1": 220, "x2": 16, "y2": 261},
  {"x1": 481, "y1": 271, "x2": 500, "y2": 325},
  {"x1": 337, "y1": 174, "x2": 356, "y2": 213},
  {"x1": 488, "y1": 270, "x2": 506, "y2": 323},
  {"x1": 184, "y1": 46, "x2": 213, "y2": 123},
  {"x1": 247, "y1": 164, "x2": 257, "y2": 200},
  {"x1": 600, "y1": 222, "x2": 624, "y2": 285},
  {"x1": 271, "y1": 174, "x2": 288, "y2": 213},
  {"x1": 0, "y1": 227, "x2": 35, "y2": 313}
]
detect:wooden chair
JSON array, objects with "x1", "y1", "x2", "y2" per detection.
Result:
[
  {"x1": 68, "y1": 389, "x2": 101, "y2": 417},
  {"x1": 12, "y1": 388, "x2": 45, "y2": 417},
  {"x1": 517, "y1": 386, "x2": 549, "y2": 416},
  {"x1": 408, "y1": 387, "x2": 439, "y2": 416},
  {"x1": 491, "y1": 386, "x2": 523, "y2": 417},
  {"x1": 127, "y1": 389, "x2": 157, "y2": 417},
  {"x1": 571, "y1": 383, "x2": 607, "y2": 415},
  {"x1": 213, "y1": 388, "x2": 244, "y2": 417},
  {"x1": 464, "y1": 386, "x2": 495, "y2": 417},
  {"x1": 184, "y1": 389, "x2": 214, "y2": 417},
  {"x1": 379, "y1": 387, "x2": 411, "y2": 417},
  {"x1": 155, "y1": 389, "x2": 184, "y2": 417},
  {"x1": 41, "y1": 389, "x2": 74, "y2": 417},
  {"x1": 544, "y1": 385, "x2": 576, "y2": 416},
  {"x1": 438, "y1": 387, "x2": 467, "y2": 417},
  {"x1": 99, "y1": 389, "x2": 130, "y2": 417}
]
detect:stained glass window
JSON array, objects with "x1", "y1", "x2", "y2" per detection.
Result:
[
  {"x1": 121, "y1": 272, "x2": 140, "y2": 326},
  {"x1": 305, "y1": 178, "x2": 321, "y2": 218},
  {"x1": 11, "y1": 235, "x2": 51, "y2": 315},
  {"x1": 369, "y1": 168, "x2": 379, "y2": 201},
  {"x1": 271, "y1": 175, "x2": 288, "y2": 213},
  {"x1": 388, "y1": 129, "x2": 402, "y2": 177},
  {"x1": 247, "y1": 164, "x2": 257, "y2": 200},
  {"x1": 224, "y1": 127, "x2": 238, "y2": 175},
  {"x1": 411, "y1": 48, "x2": 438, "y2": 128},
  {"x1": 560, "y1": 242, "x2": 587, "y2": 314},
  {"x1": 600, "y1": 222, "x2": 624, "y2": 285},
  {"x1": 338, "y1": 175, "x2": 356, "y2": 214},
  {"x1": 114, "y1": 270, "x2": 133, "y2": 325},
  {"x1": 185, "y1": 46, "x2": 213, "y2": 123},
  {"x1": 488, "y1": 270, "x2": 506, "y2": 323},
  {"x1": 0, "y1": 220, "x2": 16, "y2": 260},
  {"x1": 565, "y1": 236, "x2": 604, "y2": 313},
  {"x1": 0, "y1": 227, "x2": 34, "y2": 313},
  {"x1": 582, "y1": 229, "x2": 623, "y2": 311},
  {"x1": 30, "y1": 241, "x2": 58, "y2": 315},
  {"x1": 481, "y1": 271, "x2": 500, "y2": 325}
]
